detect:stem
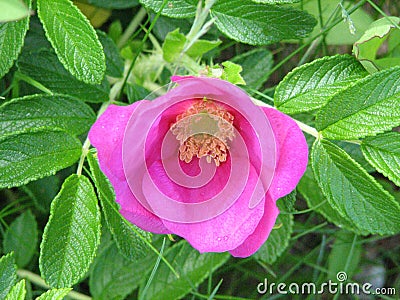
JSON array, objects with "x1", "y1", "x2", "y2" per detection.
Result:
[
  {"x1": 251, "y1": 98, "x2": 320, "y2": 138},
  {"x1": 17, "y1": 269, "x2": 92, "y2": 300},
  {"x1": 76, "y1": 138, "x2": 91, "y2": 176},
  {"x1": 117, "y1": 7, "x2": 148, "y2": 48}
]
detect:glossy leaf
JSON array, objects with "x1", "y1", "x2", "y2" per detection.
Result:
[
  {"x1": 0, "y1": 253, "x2": 18, "y2": 300},
  {"x1": 0, "y1": 0, "x2": 30, "y2": 22},
  {"x1": 312, "y1": 139, "x2": 400, "y2": 235},
  {"x1": 0, "y1": 0, "x2": 31, "y2": 78},
  {"x1": 275, "y1": 55, "x2": 368, "y2": 114},
  {"x1": 139, "y1": 0, "x2": 197, "y2": 18},
  {"x1": 39, "y1": 174, "x2": 101, "y2": 288},
  {"x1": 298, "y1": 168, "x2": 364, "y2": 234},
  {"x1": 254, "y1": 213, "x2": 293, "y2": 264},
  {"x1": 35, "y1": 288, "x2": 72, "y2": 300},
  {"x1": 0, "y1": 94, "x2": 96, "y2": 138},
  {"x1": 5, "y1": 280, "x2": 26, "y2": 300},
  {"x1": 3, "y1": 210, "x2": 38, "y2": 267},
  {"x1": 139, "y1": 241, "x2": 229, "y2": 300},
  {"x1": 37, "y1": 0, "x2": 106, "y2": 84},
  {"x1": 0, "y1": 131, "x2": 81, "y2": 189},
  {"x1": 211, "y1": 0, "x2": 316, "y2": 45},
  {"x1": 316, "y1": 67, "x2": 400, "y2": 139},
  {"x1": 17, "y1": 49, "x2": 110, "y2": 102},
  {"x1": 361, "y1": 132, "x2": 400, "y2": 187},
  {"x1": 87, "y1": 152, "x2": 152, "y2": 261},
  {"x1": 252, "y1": 0, "x2": 299, "y2": 3}
]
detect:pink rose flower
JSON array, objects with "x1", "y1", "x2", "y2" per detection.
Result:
[{"x1": 88, "y1": 76, "x2": 308, "y2": 257}]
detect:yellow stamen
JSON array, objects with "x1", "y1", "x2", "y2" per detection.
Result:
[{"x1": 170, "y1": 99, "x2": 235, "y2": 166}]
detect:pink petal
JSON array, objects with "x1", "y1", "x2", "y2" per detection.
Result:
[
  {"x1": 88, "y1": 104, "x2": 171, "y2": 234},
  {"x1": 230, "y1": 108, "x2": 308, "y2": 257},
  {"x1": 159, "y1": 162, "x2": 266, "y2": 253}
]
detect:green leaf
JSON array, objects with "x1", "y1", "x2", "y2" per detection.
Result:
[
  {"x1": 37, "y1": 0, "x2": 106, "y2": 84},
  {"x1": 0, "y1": 253, "x2": 18, "y2": 300},
  {"x1": 276, "y1": 190, "x2": 297, "y2": 213},
  {"x1": 7, "y1": 280, "x2": 26, "y2": 300},
  {"x1": 162, "y1": 29, "x2": 186, "y2": 63},
  {"x1": 97, "y1": 30, "x2": 124, "y2": 78},
  {"x1": 0, "y1": 94, "x2": 95, "y2": 138},
  {"x1": 254, "y1": 213, "x2": 293, "y2": 264},
  {"x1": 162, "y1": 29, "x2": 220, "y2": 63},
  {"x1": 231, "y1": 48, "x2": 273, "y2": 90},
  {"x1": 87, "y1": 0, "x2": 139, "y2": 9},
  {"x1": 316, "y1": 67, "x2": 400, "y2": 139},
  {"x1": 17, "y1": 49, "x2": 110, "y2": 103},
  {"x1": 35, "y1": 288, "x2": 72, "y2": 300},
  {"x1": 275, "y1": 55, "x2": 368, "y2": 114},
  {"x1": 0, "y1": 0, "x2": 31, "y2": 78},
  {"x1": 0, "y1": 0, "x2": 30, "y2": 22},
  {"x1": 5, "y1": 280, "x2": 26, "y2": 300},
  {"x1": 87, "y1": 152, "x2": 151, "y2": 261},
  {"x1": 220, "y1": 61, "x2": 246, "y2": 85},
  {"x1": 361, "y1": 132, "x2": 400, "y2": 187},
  {"x1": 139, "y1": 240, "x2": 229, "y2": 300},
  {"x1": 252, "y1": 0, "x2": 299, "y2": 3},
  {"x1": 0, "y1": 131, "x2": 82, "y2": 189},
  {"x1": 311, "y1": 139, "x2": 400, "y2": 234},
  {"x1": 328, "y1": 231, "x2": 361, "y2": 282},
  {"x1": 3, "y1": 210, "x2": 38, "y2": 267},
  {"x1": 22, "y1": 176, "x2": 60, "y2": 213},
  {"x1": 298, "y1": 167, "x2": 363, "y2": 234},
  {"x1": 89, "y1": 241, "x2": 152, "y2": 300},
  {"x1": 354, "y1": 17, "x2": 400, "y2": 73},
  {"x1": 139, "y1": 0, "x2": 197, "y2": 18},
  {"x1": 39, "y1": 174, "x2": 101, "y2": 288},
  {"x1": 303, "y1": 0, "x2": 374, "y2": 45},
  {"x1": 210, "y1": 0, "x2": 316, "y2": 45}
]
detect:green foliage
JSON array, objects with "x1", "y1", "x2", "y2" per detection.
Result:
[
  {"x1": 139, "y1": 0, "x2": 198, "y2": 18},
  {"x1": 0, "y1": 0, "x2": 30, "y2": 22},
  {"x1": 0, "y1": 94, "x2": 96, "y2": 137},
  {"x1": 97, "y1": 30, "x2": 125, "y2": 78},
  {"x1": 87, "y1": 152, "x2": 152, "y2": 261},
  {"x1": 275, "y1": 55, "x2": 368, "y2": 114},
  {"x1": 211, "y1": 0, "x2": 317, "y2": 45},
  {"x1": 231, "y1": 48, "x2": 273, "y2": 90},
  {"x1": 327, "y1": 231, "x2": 362, "y2": 281},
  {"x1": 312, "y1": 139, "x2": 400, "y2": 235},
  {"x1": 0, "y1": 253, "x2": 18, "y2": 300},
  {"x1": 361, "y1": 132, "x2": 400, "y2": 187},
  {"x1": 138, "y1": 240, "x2": 230, "y2": 300},
  {"x1": 37, "y1": 0, "x2": 106, "y2": 84},
  {"x1": 316, "y1": 67, "x2": 400, "y2": 139},
  {"x1": 354, "y1": 17, "x2": 400, "y2": 73},
  {"x1": 87, "y1": 0, "x2": 139, "y2": 9},
  {"x1": 39, "y1": 174, "x2": 101, "y2": 288},
  {"x1": 5, "y1": 280, "x2": 26, "y2": 300},
  {"x1": 35, "y1": 288, "x2": 72, "y2": 300},
  {"x1": 0, "y1": 131, "x2": 82, "y2": 188},
  {"x1": 0, "y1": 0, "x2": 31, "y2": 78},
  {"x1": 3, "y1": 210, "x2": 38, "y2": 267},
  {"x1": 17, "y1": 49, "x2": 110, "y2": 103},
  {"x1": 254, "y1": 213, "x2": 293, "y2": 264},
  {"x1": 89, "y1": 241, "x2": 151, "y2": 300}
]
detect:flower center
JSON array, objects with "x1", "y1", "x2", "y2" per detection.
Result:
[{"x1": 170, "y1": 98, "x2": 235, "y2": 166}]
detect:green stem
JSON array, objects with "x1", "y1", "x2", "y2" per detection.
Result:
[
  {"x1": 366, "y1": 0, "x2": 400, "y2": 30},
  {"x1": 251, "y1": 98, "x2": 320, "y2": 138},
  {"x1": 17, "y1": 269, "x2": 91, "y2": 300},
  {"x1": 117, "y1": 7, "x2": 148, "y2": 48}
]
